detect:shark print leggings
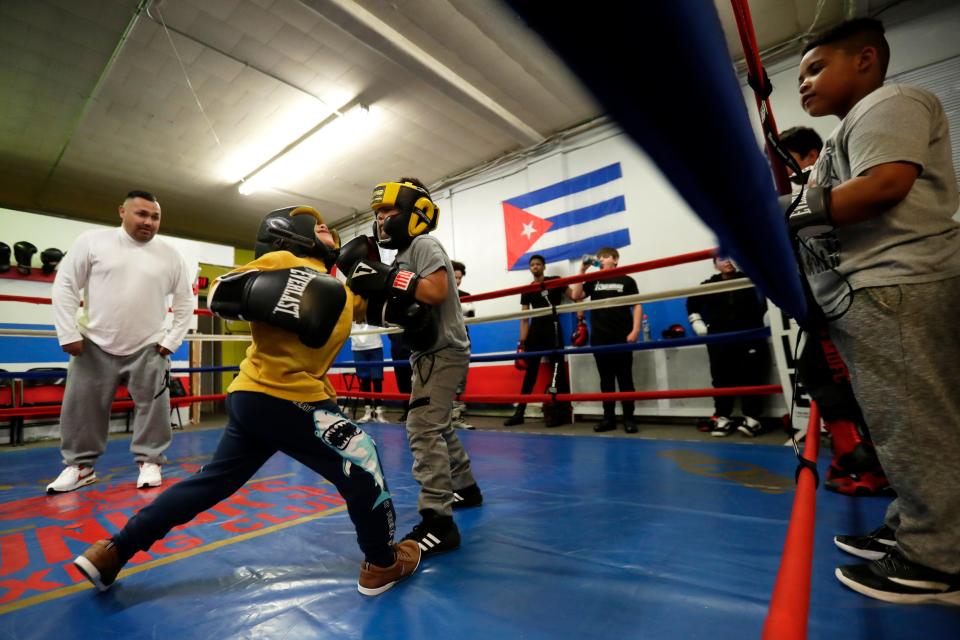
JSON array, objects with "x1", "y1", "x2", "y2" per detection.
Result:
[{"x1": 112, "y1": 391, "x2": 397, "y2": 567}]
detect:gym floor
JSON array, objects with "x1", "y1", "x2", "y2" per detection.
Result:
[{"x1": 1, "y1": 417, "x2": 957, "y2": 639}]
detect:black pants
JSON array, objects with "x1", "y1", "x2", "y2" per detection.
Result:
[
  {"x1": 593, "y1": 350, "x2": 635, "y2": 419},
  {"x1": 706, "y1": 340, "x2": 769, "y2": 418},
  {"x1": 795, "y1": 327, "x2": 865, "y2": 424},
  {"x1": 112, "y1": 391, "x2": 396, "y2": 566},
  {"x1": 359, "y1": 378, "x2": 383, "y2": 407},
  {"x1": 515, "y1": 336, "x2": 570, "y2": 414}
]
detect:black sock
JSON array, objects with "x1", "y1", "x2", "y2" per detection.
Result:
[
  {"x1": 366, "y1": 548, "x2": 395, "y2": 568},
  {"x1": 111, "y1": 537, "x2": 136, "y2": 565}
]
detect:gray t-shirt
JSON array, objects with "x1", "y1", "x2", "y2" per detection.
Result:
[
  {"x1": 802, "y1": 83, "x2": 960, "y2": 314},
  {"x1": 395, "y1": 235, "x2": 470, "y2": 356}
]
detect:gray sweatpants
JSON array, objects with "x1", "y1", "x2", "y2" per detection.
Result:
[
  {"x1": 829, "y1": 277, "x2": 960, "y2": 574},
  {"x1": 60, "y1": 337, "x2": 172, "y2": 467},
  {"x1": 405, "y1": 347, "x2": 476, "y2": 516}
]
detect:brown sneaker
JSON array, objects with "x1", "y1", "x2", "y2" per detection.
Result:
[
  {"x1": 74, "y1": 539, "x2": 124, "y2": 591},
  {"x1": 357, "y1": 540, "x2": 422, "y2": 596}
]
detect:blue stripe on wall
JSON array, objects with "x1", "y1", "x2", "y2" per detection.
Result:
[
  {"x1": 505, "y1": 163, "x2": 622, "y2": 209},
  {"x1": 0, "y1": 302, "x2": 703, "y2": 369},
  {"x1": 512, "y1": 228, "x2": 631, "y2": 271},
  {"x1": 545, "y1": 196, "x2": 625, "y2": 231},
  {"x1": 0, "y1": 323, "x2": 190, "y2": 364},
  {"x1": 332, "y1": 297, "x2": 700, "y2": 366}
]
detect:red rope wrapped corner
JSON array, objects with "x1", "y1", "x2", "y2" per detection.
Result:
[{"x1": 762, "y1": 401, "x2": 820, "y2": 640}]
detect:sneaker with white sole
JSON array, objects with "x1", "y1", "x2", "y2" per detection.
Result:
[
  {"x1": 357, "y1": 540, "x2": 421, "y2": 596},
  {"x1": 710, "y1": 416, "x2": 736, "y2": 437},
  {"x1": 373, "y1": 407, "x2": 389, "y2": 423},
  {"x1": 402, "y1": 511, "x2": 461, "y2": 557},
  {"x1": 137, "y1": 462, "x2": 162, "y2": 489},
  {"x1": 357, "y1": 405, "x2": 373, "y2": 423},
  {"x1": 834, "y1": 524, "x2": 896, "y2": 560},
  {"x1": 451, "y1": 417, "x2": 475, "y2": 430},
  {"x1": 835, "y1": 547, "x2": 960, "y2": 605},
  {"x1": 46, "y1": 465, "x2": 97, "y2": 494},
  {"x1": 738, "y1": 416, "x2": 763, "y2": 438},
  {"x1": 74, "y1": 539, "x2": 124, "y2": 591}
]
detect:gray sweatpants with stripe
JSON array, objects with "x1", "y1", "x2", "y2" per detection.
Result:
[
  {"x1": 405, "y1": 347, "x2": 476, "y2": 516},
  {"x1": 829, "y1": 277, "x2": 960, "y2": 574},
  {"x1": 60, "y1": 337, "x2": 172, "y2": 467}
]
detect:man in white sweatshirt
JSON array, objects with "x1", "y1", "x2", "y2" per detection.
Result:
[{"x1": 47, "y1": 190, "x2": 195, "y2": 493}]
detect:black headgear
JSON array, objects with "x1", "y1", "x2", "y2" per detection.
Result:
[
  {"x1": 41, "y1": 248, "x2": 64, "y2": 275},
  {"x1": 661, "y1": 324, "x2": 687, "y2": 339},
  {"x1": 14, "y1": 241, "x2": 37, "y2": 275},
  {"x1": 370, "y1": 181, "x2": 439, "y2": 249},
  {"x1": 0, "y1": 242, "x2": 10, "y2": 273},
  {"x1": 254, "y1": 206, "x2": 339, "y2": 267}
]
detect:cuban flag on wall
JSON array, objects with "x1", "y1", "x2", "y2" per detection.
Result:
[{"x1": 502, "y1": 163, "x2": 630, "y2": 271}]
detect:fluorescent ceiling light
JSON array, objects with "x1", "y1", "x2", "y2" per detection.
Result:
[{"x1": 238, "y1": 103, "x2": 371, "y2": 196}]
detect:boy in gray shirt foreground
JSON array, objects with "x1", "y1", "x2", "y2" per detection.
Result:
[{"x1": 789, "y1": 18, "x2": 960, "y2": 604}]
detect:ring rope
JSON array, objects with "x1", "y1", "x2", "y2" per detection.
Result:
[
  {"x1": 0, "y1": 277, "x2": 757, "y2": 341},
  {"x1": 0, "y1": 294, "x2": 214, "y2": 316},
  {"x1": 459, "y1": 248, "x2": 717, "y2": 303},
  {"x1": 728, "y1": 1, "x2": 816, "y2": 637},
  {"x1": 0, "y1": 328, "x2": 772, "y2": 378},
  {"x1": 334, "y1": 386, "x2": 783, "y2": 404}
]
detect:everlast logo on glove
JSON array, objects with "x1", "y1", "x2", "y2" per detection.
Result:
[
  {"x1": 351, "y1": 263, "x2": 379, "y2": 279},
  {"x1": 272, "y1": 268, "x2": 318, "y2": 319}
]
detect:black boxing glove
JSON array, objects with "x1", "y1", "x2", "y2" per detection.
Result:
[
  {"x1": 363, "y1": 295, "x2": 437, "y2": 352},
  {"x1": 0, "y1": 242, "x2": 10, "y2": 273},
  {"x1": 782, "y1": 186, "x2": 833, "y2": 240},
  {"x1": 14, "y1": 241, "x2": 37, "y2": 275},
  {"x1": 210, "y1": 267, "x2": 347, "y2": 348},
  {"x1": 344, "y1": 258, "x2": 421, "y2": 305},
  {"x1": 41, "y1": 248, "x2": 64, "y2": 275},
  {"x1": 335, "y1": 236, "x2": 380, "y2": 281}
]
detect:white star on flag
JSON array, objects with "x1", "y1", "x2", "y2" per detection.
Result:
[{"x1": 520, "y1": 221, "x2": 536, "y2": 239}]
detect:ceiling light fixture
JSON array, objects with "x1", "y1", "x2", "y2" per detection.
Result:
[{"x1": 238, "y1": 102, "x2": 371, "y2": 196}]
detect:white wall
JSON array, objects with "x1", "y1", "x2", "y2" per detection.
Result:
[
  {"x1": 744, "y1": 2, "x2": 960, "y2": 149},
  {"x1": 0, "y1": 206, "x2": 234, "y2": 327}
]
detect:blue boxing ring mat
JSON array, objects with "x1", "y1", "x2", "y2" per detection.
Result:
[{"x1": 1, "y1": 425, "x2": 957, "y2": 638}]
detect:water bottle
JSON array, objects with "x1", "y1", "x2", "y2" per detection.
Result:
[
  {"x1": 581, "y1": 254, "x2": 601, "y2": 268},
  {"x1": 642, "y1": 314, "x2": 651, "y2": 342}
]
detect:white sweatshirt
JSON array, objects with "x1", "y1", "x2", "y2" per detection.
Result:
[
  {"x1": 350, "y1": 323, "x2": 383, "y2": 351},
  {"x1": 52, "y1": 227, "x2": 195, "y2": 356}
]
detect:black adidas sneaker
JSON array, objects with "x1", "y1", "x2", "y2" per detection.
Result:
[
  {"x1": 403, "y1": 511, "x2": 461, "y2": 557},
  {"x1": 452, "y1": 483, "x2": 483, "y2": 509}
]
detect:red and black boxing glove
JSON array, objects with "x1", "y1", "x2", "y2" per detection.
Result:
[
  {"x1": 571, "y1": 318, "x2": 589, "y2": 347},
  {"x1": 513, "y1": 341, "x2": 527, "y2": 370}
]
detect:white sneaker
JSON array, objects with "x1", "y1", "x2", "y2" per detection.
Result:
[
  {"x1": 137, "y1": 462, "x2": 162, "y2": 489},
  {"x1": 373, "y1": 407, "x2": 389, "y2": 423},
  {"x1": 357, "y1": 406, "x2": 373, "y2": 423},
  {"x1": 738, "y1": 416, "x2": 763, "y2": 438},
  {"x1": 451, "y1": 419, "x2": 475, "y2": 430},
  {"x1": 46, "y1": 465, "x2": 97, "y2": 494}
]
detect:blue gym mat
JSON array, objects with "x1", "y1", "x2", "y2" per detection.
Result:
[{"x1": 0, "y1": 425, "x2": 957, "y2": 639}]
